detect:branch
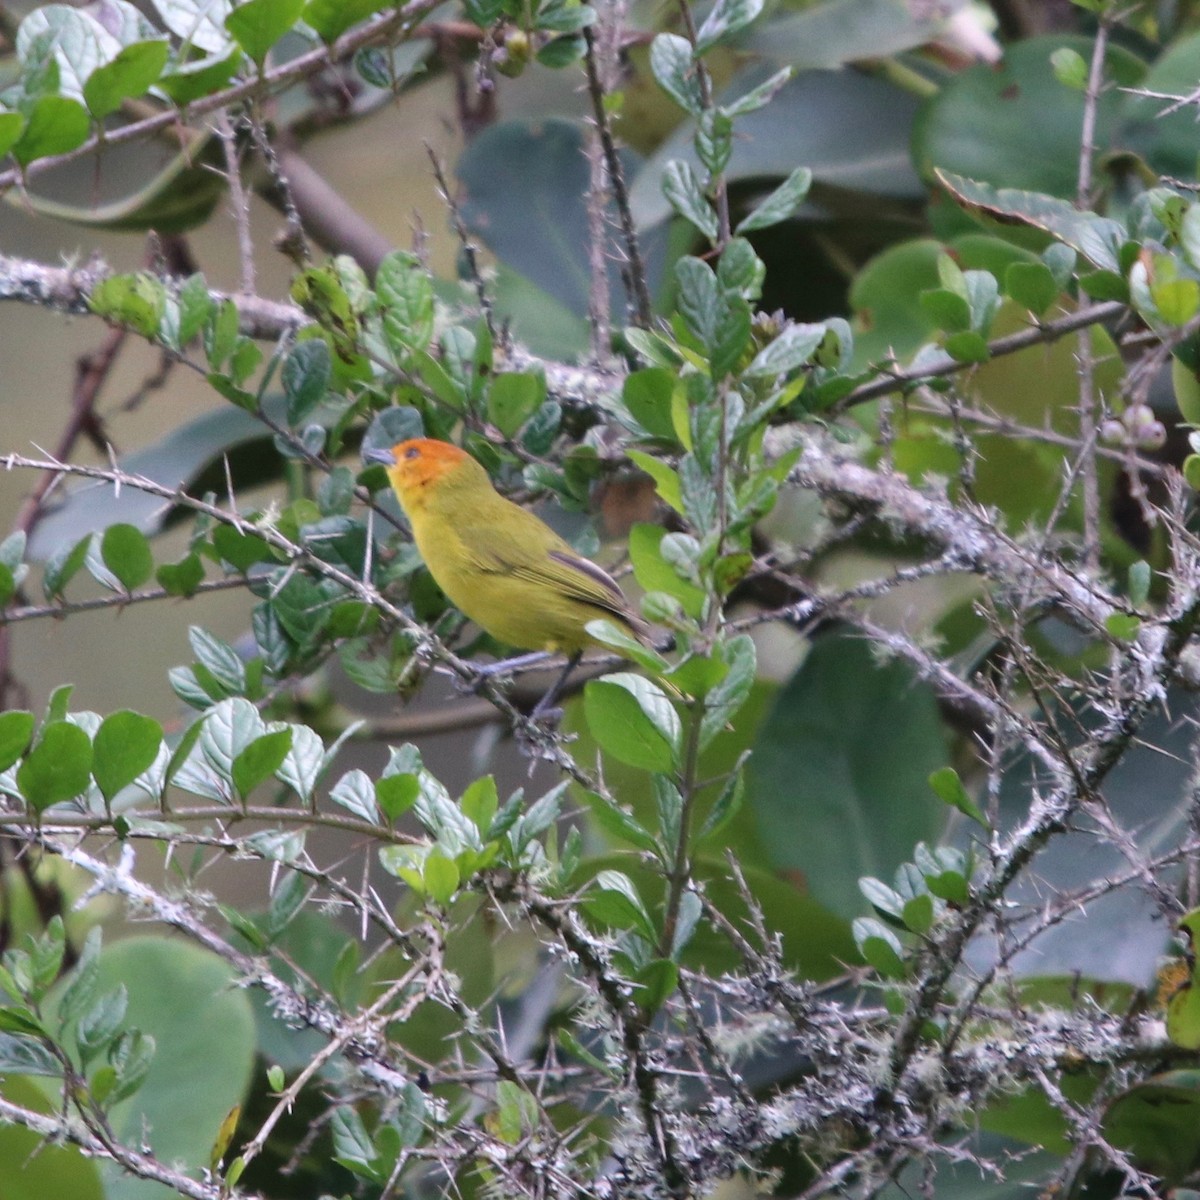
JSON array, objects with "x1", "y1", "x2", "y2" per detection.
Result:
[
  {"x1": 0, "y1": 452, "x2": 606, "y2": 791},
  {"x1": 0, "y1": 3, "x2": 441, "y2": 196}
]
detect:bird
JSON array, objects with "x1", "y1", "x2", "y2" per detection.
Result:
[{"x1": 364, "y1": 437, "x2": 648, "y2": 715}]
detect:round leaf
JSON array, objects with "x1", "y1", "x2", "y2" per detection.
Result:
[
  {"x1": 17, "y1": 722, "x2": 93, "y2": 812},
  {"x1": 100, "y1": 524, "x2": 153, "y2": 591},
  {"x1": 0, "y1": 711, "x2": 35, "y2": 774},
  {"x1": 93, "y1": 711, "x2": 163, "y2": 802},
  {"x1": 748, "y1": 631, "x2": 947, "y2": 919},
  {"x1": 225, "y1": 0, "x2": 305, "y2": 63}
]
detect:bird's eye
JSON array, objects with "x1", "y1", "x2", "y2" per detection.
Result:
[{"x1": 404, "y1": 446, "x2": 420, "y2": 460}]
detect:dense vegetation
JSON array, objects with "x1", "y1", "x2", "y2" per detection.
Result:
[{"x1": 3, "y1": 1, "x2": 1200, "y2": 1198}]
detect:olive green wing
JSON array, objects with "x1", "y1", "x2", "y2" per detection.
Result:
[{"x1": 457, "y1": 519, "x2": 644, "y2": 635}]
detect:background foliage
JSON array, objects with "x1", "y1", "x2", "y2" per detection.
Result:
[{"x1": 3, "y1": 1, "x2": 1200, "y2": 1199}]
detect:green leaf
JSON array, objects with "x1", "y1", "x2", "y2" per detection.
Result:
[
  {"x1": 1106, "y1": 612, "x2": 1141, "y2": 642},
  {"x1": 423, "y1": 852, "x2": 460, "y2": 905},
  {"x1": 698, "y1": 761, "x2": 745, "y2": 841},
  {"x1": 944, "y1": 329, "x2": 990, "y2": 363},
  {"x1": 902, "y1": 892, "x2": 934, "y2": 934},
  {"x1": 735, "y1": 166, "x2": 812, "y2": 233},
  {"x1": 0, "y1": 111, "x2": 25, "y2": 160},
  {"x1": 93, "y1": 711, "x2": 163, "y2": 802},
  {"x1": 50, "y1": 937, "x2": 256, "y2": 1189},
  {"x1": 330, "y1": 768, "x2": 381, "y2": 823},
  {"x1": 696, "y1": 109, "x2": 733, "y2": 179},
  {"x1": 83, "y1": 39, "x2": 169, "y2": 118},
  {"x1": 212, "y1": 525, "x2": 273, "y2": 572},
  {"x1": 232, "y1": 729, "x2": 293, "y2": 799},
  {"x1": 0, "y1": 533, "x2": 25, "y2": 583},
  {"x1": 46, "y1": 685, "x2": 74, "y2": 725},
  {"x1": 629, "y1": 522, "x2": 706, "y2": 618},
  {"x1": 851, "y1": 916, "x2": 905, "y2": 979},
  {"x1": 89, "y1": 273, "x2": 167, "y2": 339},
  {"x1": 585, "y1": 789, "x2": 660, "y2": 854},
  {"x1": 0, "y1": 1075, "x2": 102, "y2": 1194},
  {"x1": 0, "y1": 561, "x2": 20, "y2": 609},
  {"x1": 632, "y1": 66, "x2": 920, "y2": 229},
  {"x1": 920, "y1": 287, "x2": 971, "y2": 334},
  {"x1": 860, "y1": 876, "x2": 904, "y2": 922},
  {"x1": 662, "y1": 161, "x2": 719, "y2": 242},
  {"x1": 916, "y1": 37, "x2": 1144, "y2": 201},
  {"x1": 331, "y1": 1106, "x2": 380, "y2": 1178},
  {"x1": 304, "y1": 0, "x2": 386, "y2": 41},
  {"x1": 0, "y1": 712, "x2": 34, "y2": 773},
  {"x1": 749, "y1": 631, "x2": 947, "y2": 919},
  {"x1": 17, "y1": 722, "x2": 94, "y2": 812},
  {"x1": 583, "y1": 869, "x2": 656, "y2": 941},
  {"x1": 649, "y1": 33, "x2": 702, "y2": 115},
  {"x1": 675, "y1": 256, "x2": 721, "y2": 347},
  {"x1": 1154, "y1": 278, "x2": 1200, "y2": 326},
  {"x1": 12, "y1": 95, "x2": 89, "y2": 166},
  {"x1": 264, "y1": 870, "x2": 307, "y2": 941},
  {"x1": 376, "y1": 773, "x2": 419, "y2": 822},
  {"x1": 200, "y1": 697, "x2": 266, "y2": 787},
  {"x1": 106, "y1": 1029, "x2": 157, "y2": 1104},
  {"x1": 282, "y1": 338, "x2": 332, "y2": 426},
  {"x1": 59, "y1": 927, "x2": 103, "y2": 1031},
  {"x1": 627, "y1": 450, "x2": 685, "y2": 515},
  {"x1": 1128, "y1": 560, "x2": 1152, "y2": 608},
  {"x1": 936, "y1": 170, "x2": 1126, "y2": 273},
  {"x1": 158, "y1": 49, "x2": 240, "y2": 103},
  {"x1": 377, "y1": 251, "x2": 435, "y2": 353},
  {"x1": 622, "y1": 368, "x2": 678, "y2": 441},
  {"x1": 75, "y1": 984, "x2": 128, "y2": 1060},
  {"x1": 537, "y1": 2, "x2": 596, "y2": 33},
  {"x1": 100, "y1": 523, "x2": 154, "y2": 591},
  {"x1": 1168, "y1": 982, "x2": 1200, "y2": 1049},
  {"x1": 189, "y1": 626, "x2": 246, "y2": 694},
  {"x1": 224, "y1": 0, "x2": 306, "y2": 63},
  {"x1": 488, "y1": 372, "x2": 545, "y2": 436},
  {"x1": 745, "y1": 321, "x2": 825, "y2": 377},
  {"x1": 174, "y1": 274, "x2": 215, "y2": 348},
  {"x1": 458, "y1": 775, "x2": 497, "y2": 834},
  {"x1": 157, "y1": 553, "x2": 205, "y2": 597},
  {"x1": 633, "y1": 958, "x2": 679, "y2": 1011},
  {"x1": 696, "y1": 0, "x2": 764, "y2": 51},
  {"x1": 927, "y1": 766, "x2": 989, "y2": 828},
  {"x1": 711, "y1": 294, "x2": 752, "y2": 378},
  {"x1": 1005, "y1": 261, "x2": 1060, "y2": 316},
  {"x1": 700, "y1": 635, "x2": 756, "y2": 747},
  {"x1": 584, "y1": 673, "x2": 680, "y2": 772},
  {"x1": 457, "y1": 121, "x2": 661, "y2": 336},
  {"x1": 586, "y1": 619, "x2": 669, "y2": 675},
  {"x1": 1049, "y1": 46, "x2": 1087, "y2": 90},
  {"x1": 1104, "y1": 1071, "x2": 1200, "y2": 1187},
  {"x1": 0, "y1": 1031, "x2": 60, "y2": 1075},
  {"x1": 717, "y1": 238, "x2": 765, "y2": 300}
]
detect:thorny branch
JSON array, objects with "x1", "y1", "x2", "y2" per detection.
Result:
[
  {"x1": 6, "y1": 11, "x2": 1200, "y2": 1197},
  {"x1": 1, "y1": 411, "x2": 1198, "y2": 1196}
]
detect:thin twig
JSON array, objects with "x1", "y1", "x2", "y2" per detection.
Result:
[{"x1": 581, "y1": 23, "x2": 653, "y2": 327}]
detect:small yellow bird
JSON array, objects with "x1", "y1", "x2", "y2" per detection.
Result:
[{"x1": 365, "y1": 437, "x2": 646, "y2": 707}]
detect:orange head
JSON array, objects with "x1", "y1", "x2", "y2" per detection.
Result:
[{"x1": 364, "y1": 438, "x2": 476, "y2": 507}]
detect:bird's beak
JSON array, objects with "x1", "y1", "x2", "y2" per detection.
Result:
[{"x1": 362, "y1": 447, "x2": 397, "y2": 467}]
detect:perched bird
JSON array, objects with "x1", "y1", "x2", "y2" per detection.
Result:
[{"x1": 364, "y1": 437, "x2": 647, "y2": 711}]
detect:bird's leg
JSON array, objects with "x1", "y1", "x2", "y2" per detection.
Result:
[
  {"x1": 530, "y1": 651, "x2": 583, "y2": 722},
  {"x1": 473, "y1": 650, "x2": 554, "y2": 680}
]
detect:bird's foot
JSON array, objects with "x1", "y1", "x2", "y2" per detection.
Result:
[
  {"x1": 514, "y1": 709, "x2": 575, "y2": 763},
  {"x1": 461, "y1": 651, "x2": 554, "y2": 696}
]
